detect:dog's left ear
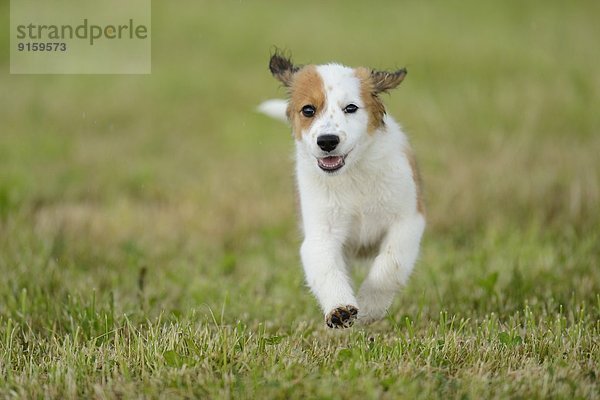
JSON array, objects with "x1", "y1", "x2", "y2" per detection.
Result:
[
  {"x1": 371, "y1": 68, "x2": 407, "y2": 94},
  {"x1": 269, "y1": 52, "x2": 299, "y2": 88}
]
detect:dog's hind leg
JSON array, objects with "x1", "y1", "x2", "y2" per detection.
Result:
[
  {"x1": 300, "y1": 237, "x2": 359, "y2": 328},
  {"x1": 356, "y1": 213, "x2": 425, "y2": 324}
]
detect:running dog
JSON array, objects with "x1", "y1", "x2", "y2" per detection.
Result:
[{"x1": 259, "y1": 52, "x2": 425, "y2": 328}]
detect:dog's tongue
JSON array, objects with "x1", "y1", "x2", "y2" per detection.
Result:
[
  {"x1": 318, "y1": 156, "x2": 344, "y2": 170},
  {"x1": 320, "y1": 156, "x2": 342, "y2": 167}
]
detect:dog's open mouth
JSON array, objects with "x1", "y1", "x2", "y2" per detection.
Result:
[{"x1": 317, "y1": 155, "x2": 345, "y2": 172}]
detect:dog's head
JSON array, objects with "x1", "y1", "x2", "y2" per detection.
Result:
[{"x1": 269, "y1": 51, "x2": 406, "y2": 174}]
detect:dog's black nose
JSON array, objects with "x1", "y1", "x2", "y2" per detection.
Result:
[{"x1": 317, "y1": 134, "x2": 340, "y2": 152}]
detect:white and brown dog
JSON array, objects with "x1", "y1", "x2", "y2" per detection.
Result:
[{"x1": 259, "y1": 52, "x2": 425, "y2": 328}]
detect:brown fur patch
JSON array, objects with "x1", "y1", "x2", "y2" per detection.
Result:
[
  {"x1": 354, "y1": 67, "x2": 387, "y2": 134},
  {"x1": 287, "y1": 66, "x2": 326, "y2": 140},
  {"x1": 405, "y1": 148, "x2": 426, "y2": 215}
]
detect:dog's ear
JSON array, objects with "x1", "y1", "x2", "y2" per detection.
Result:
[
  {"x1": 269, "y1": 52, "x2": 299, "y2": 88},
  {"x1": 370, "y1": 68, "x2": 407, "y2": 94}
]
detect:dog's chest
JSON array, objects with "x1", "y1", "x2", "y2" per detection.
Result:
[
  {"x1": 337, "y1": 179, "x2": 402, "y2": 250},
  {"x1": 351, "y1": 193, "x2": 398, "y2": 245}
]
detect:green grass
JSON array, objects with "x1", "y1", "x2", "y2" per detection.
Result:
[{"x1": 1, "y1": 0, "x2": 599, "y2": 398}]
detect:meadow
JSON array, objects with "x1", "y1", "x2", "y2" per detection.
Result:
[{"x1": 0, "y1": 1, "x2": 599, "y2": 398}]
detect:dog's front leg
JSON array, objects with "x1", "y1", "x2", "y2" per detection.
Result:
[
  {"x1": 357, "y1": 213, "x2": 425, "y2": 324},
  {"x1": 300, "y1": 235, "x2": 358, "y2": 328}
]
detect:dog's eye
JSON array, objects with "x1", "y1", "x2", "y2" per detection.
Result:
[
  {"x1": 301, "y1": 105, "x2": 316, "y2": 118},
  {"x1": 343, "y1": 104, "x2": 359, "y2": 114}
]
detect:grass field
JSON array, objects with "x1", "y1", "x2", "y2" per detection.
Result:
[{"x1": 1, "y1": 1, "x2": 599, "y2": 398}]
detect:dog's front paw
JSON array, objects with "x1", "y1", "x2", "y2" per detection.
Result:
[
  {"x1": 325, "y1": 305, "x2": 358, "y2": 329},
  {"x1": 356, "y1": 299, "x2": 390, "y2": 325},
  {"x1": 357, "y1": 288, "x2": 394, "y2": 325},
  {"x1": 356, "y1": 310, "x2": 386, "y2": 326}
]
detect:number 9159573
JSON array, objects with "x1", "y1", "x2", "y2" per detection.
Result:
[{"x1": 17, "y1": 42, "x2": 67, "y2": 51}]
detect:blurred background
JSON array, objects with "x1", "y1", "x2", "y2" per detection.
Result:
[{"x1": 0, "y1": 0, "x2": 598, "y2": 324}]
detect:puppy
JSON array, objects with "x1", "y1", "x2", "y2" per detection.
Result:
[{"x1": 260, "y1": 52, "x2": 425, "y2": 328}]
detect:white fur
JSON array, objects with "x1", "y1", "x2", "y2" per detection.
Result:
[
  {"x1": 257, "y1": 99, "x2": 288, "y2": 122},
  {"x1": 261, "y1": 63, "x2": 424, "y2": 326}
]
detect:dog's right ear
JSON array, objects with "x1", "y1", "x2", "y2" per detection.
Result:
[
  {"x1": 269, "y1": 52, "x2": 299, "y2": 88},
  {"x1": 370, "y1": 68, "x2": 407, "y2": 94}
]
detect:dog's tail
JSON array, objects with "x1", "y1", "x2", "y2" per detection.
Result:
[{"x1": 257, "y1": 99, "x2": 288, "y2": 123}]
